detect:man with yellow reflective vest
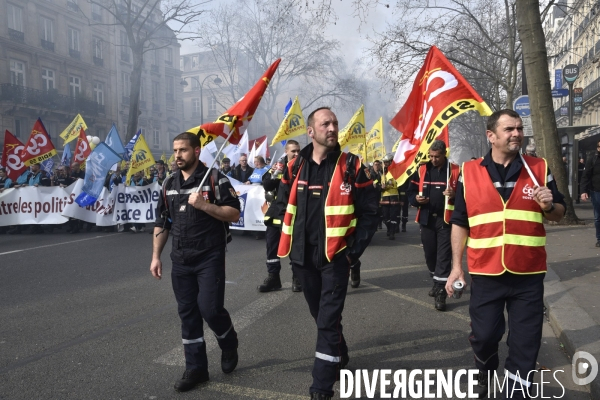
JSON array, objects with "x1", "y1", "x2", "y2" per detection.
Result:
[
  {"x1": 258, "y1": 139, "x2": 302, "y2": 293},
  {"x1": 446, "y1": 109, "x2": 565, "y2": 399},
  {"x1": 381, "y1": 153, "x2": 401, "y2": 240},
  {"x1": 276, "y1": 107, "x2": 378, "y2": 400},
  {"x1": 408, "y1": 139, "x2": 459, "y2": 311}
]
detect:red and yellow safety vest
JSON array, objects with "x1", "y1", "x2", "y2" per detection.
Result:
[
  {"x1": 415, "y1": 162, "x2": 460, "y2": 224},
  {"x1": 462, "y1": 155, "x2": 548, "y2": 275},
  {"x1": 278, "y1": 152, "x2": 357, "y2": 263}
]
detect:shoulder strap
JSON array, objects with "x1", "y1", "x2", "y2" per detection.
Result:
[
  {"x1": 344, "y1": 153, "x2": 357, "y2": 185},
  {"x1": 210, "y1": 168, "x2": 222, "y2": 203},
  {"x1": 291, "y1": 155, "x2": 304, "y2": 181}
]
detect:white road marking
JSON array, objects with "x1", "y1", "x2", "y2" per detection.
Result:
[
  {"x1": 0, "y1": 234, "x2": 120, "y2": 256},
  {"x1": 363, "y1": 281, "x2": 471, "y2": 322},
  {"x1": 362, "y1": 264, "x2": 426, "y2": 273},
  {"x1": 205, "y1": 382, "x2": 307, "y2": 400},
  {"x1": 154, "y1": 282, "x2": 294, "y2": 366}
]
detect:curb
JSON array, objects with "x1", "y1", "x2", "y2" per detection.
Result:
[{"x1": 544, "y1": 264, "x2": 600, "y2": 398}]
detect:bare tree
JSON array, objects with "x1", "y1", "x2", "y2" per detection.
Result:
[
  {"x1": 80, "y1": 0, "x2": 208, "y2": 141},
  {"x1": 198, "y1": 0, "x2": 368, "y2": 132}
]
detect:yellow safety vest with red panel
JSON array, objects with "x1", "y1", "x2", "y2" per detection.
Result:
[
  {"x1": 278, "y1": 152, "x2": 360, "y2": 263},
  {"x1": 415, "y1": 162, "x2": 460, "y2": 224},
  {"x1": 462, "y1": 155, "x2": 548, "y2": 275}
]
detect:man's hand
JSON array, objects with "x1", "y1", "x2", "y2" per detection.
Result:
[
  {"x1": 445, "y1": 266, "x2": 465, "y2": 297},
  {"x1": 416, "y1": 195, "x2": 429, "y2": 204},
  {"x1": 532, "y1": 185, "x2": 553, "y2": 211},
  {"x1": 443, "y1": 186, "x2": 456, "y2": 199},
  {"x1": 188, "y1": 192, "x2": 209, "y2": 211},
  {"x1": 581, "y1": 193, "x2": 589, "y2": 201},
  {"x1": 150, "y1": 258, "x2": 162, "y2": 280}
]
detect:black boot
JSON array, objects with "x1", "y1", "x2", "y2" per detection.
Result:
[
  {"x1": 350, "y1": 260, "x2": 361, "y2": 288},
  {"x1": 435, "y1": 287, "x2": 447, "y2": 311},
  {"x1": 310, "y1": 393, "x2": 332, "y2": 400},
  {"x1": 174, "y1": 369, "x2": 209, "y2": 392},
  {"x1": 388, "y1": 230, "x2": 395, "y2": 240},
  {"x1": 292, "y1": 275, "x2": 302, "y2": 292},
  {"x1": 428, "y1": 283, "x2": 439, "y2": 297},
  {"x1": 221, "y1": 348, "x2": 238, "y2": 374},
  {"x1": 401, "y1": 222, "x2": 407, "y2": 232},
  {"x1": 257, "y1": 273, "x2": 282, "y2": 292},
  {"x1": 474, "y1": 371, "x2": 489, "y2": 398}
]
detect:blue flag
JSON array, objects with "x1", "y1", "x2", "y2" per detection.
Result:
[
  {"x1": 280, "y1": 98, "x2": 293, "y2": 146},
  {"x1": 123, "y1": 129, "x2": 141, "y2": 161},
  {"x1": 41, "y1": 158, "x2": 54, "y2": 177},
  {"x1": 61, "y1": 144, "x2": 72, "y2": 166},
  {"x1": 105, "y1": 124, "x2": 126, "y2": 158},
  {"x1": 75, "y1": 143, "x2": 123, "y2": 207}
]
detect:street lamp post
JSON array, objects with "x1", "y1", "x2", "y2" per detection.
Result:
[{"x1": 180, "y1": 74, "x2": 222, "y2": 125}]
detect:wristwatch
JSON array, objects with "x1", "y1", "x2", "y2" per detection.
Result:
[{"x1": 543, "y1": 203, "x2": 555, "y2": 214}]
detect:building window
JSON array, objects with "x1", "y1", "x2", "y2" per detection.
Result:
[
  {"x1": 14, "y1": 118, "x2": 26, "y2": 138},
  {"x1": 209, "y1": 95, "x2": 217, "y2": 116},
  {"x1": 93, "y1": 37, "x2": 103, "y2": 59},
  {"x1": 69, "y1": 76, "x2": 81, "y2": 98},
  {"x1": 192, "y1": 56, "x2": 199, "y2": 69},
  {"x1": 152, "y1": 81, "x2": 160, "y2": 104},
  {"x1": 42, "y1": 68, "x2": 55, "y2": 90},
  {"x1": 166, "y1": 76, "x2": 174, "y2": 102},
  {"x1": 180, "y1": 57, "x2": 184, "y2": 71},
  {"x1": 153, "y1": 47, "x2": 159, "y2": 65},
  {"x1": 191, "y1": 76, "x2": 200, "y2": 91},
  {"x1": 121, "y1": 72, "x2": 130, "y2": 98},
  {"x1": 94, "y1": 82, "x2": 104, "y2": 105},
  {"x1": 165, "y1": 48, "x2": 173, "y2": 65},
  {"x1": 91, "y1": 3, "x2": 102, "y2": 21},
  {"x1": 10, "y1": 59, "x2": 25, "y2": 86},
  {"x1": 68, "y1": 27, "x2": 80, "y2": 51},
  {"x1": 153, "y1": 128, "x2": 160, "y2": 147},
  {"x1": 192, "y1": 98, "x2": 200, "y2": 116},
  {"x1": 7, "y1": 4, "x2": 23, "y2": 32},
  {"x1": 120, "y1": 31, "x2": 130, "y2": 61},
  {"x1": 40, "y1": 17, "x2": 53, "y2": 42}
]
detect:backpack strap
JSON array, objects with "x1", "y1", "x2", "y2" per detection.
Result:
[
  {"x1": 344, "y1": 153, "x2": 357, "y2": 185},
  {"x1": 210, "y1": 168, "x2": 221, "y2": 203}
]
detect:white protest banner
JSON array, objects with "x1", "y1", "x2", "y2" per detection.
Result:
[
  {"x1": 0, "y1": 185, "x2": 71, "y2": 226},
  {"x1": 61, "y1": 179, "x2": 115, "y2": 226},
  {"x1": 229, "y1": 183, "x2": 267, "y2": 231},
  {"x1": 111, "y1": 181, "x2": 161, "y2": 225}
]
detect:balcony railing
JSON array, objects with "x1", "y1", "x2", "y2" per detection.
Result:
[
  {"x1": 41, "y1": 39, "x2": 54, "y2": 52},
  {"x1": 93, "y1": 56, "x2": 103, "y2": 67},
  {"x1": 69, "y1": 49, "x2": 80, "y2": 59},
  {"x1": 583, "y1": 76, "x2": 600, "y2": 102},
  {"x1": 9, "y1": 29, "x2": 24, "y2": 43},
  {"x1": 0, "y1": 84, "x2": 100, "y2": 116}
]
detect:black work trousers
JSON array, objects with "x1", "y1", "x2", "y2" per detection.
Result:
[
  {"x1": 171, "y1": 246, "x2": 238, "y2": 370},
  {"x1": 265, "y1": 225, "x2": 282, "y2": 274},
  {"x1": 292, "y1": 247, "x2": 350, "y2": 397},
  {"x1": 420, "y1": 214, "x2": 451, "y2": 286},
  {"x1": 469, "y1": 272, "x2": 545, "y2": 399},
  {"x1": 381, "y1": 195, "x2": 400, "y2": 235}
]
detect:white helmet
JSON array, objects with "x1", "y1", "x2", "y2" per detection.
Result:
[{"x1": 382, "y1": 153, "x2": 394, "y2": 163}]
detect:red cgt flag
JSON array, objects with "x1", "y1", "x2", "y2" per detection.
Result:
[
  {"x1": 194, "y1": 59, "x2": 281, "y2": 145},
  {"x1": 2, "y1": 130, "x2": 27, "y2": 181},
  {"x1": 72, "y1": 128, "x2": 91, "y2": 164},
  {"x1": 388, "y1": 46, "x2": 492, "y2": 185},
  {"x1": 21, "y1": 118, "x2": 57, "y2": 167}
]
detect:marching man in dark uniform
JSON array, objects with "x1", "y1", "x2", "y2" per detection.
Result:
[
  {"x1": 276, "y1": 107, "x2": 379, "y2": 400},
  {"x1": 258, "y1": 139, "x2": 302, "y2": 292},
  {"x1": 407, "y1": 139, "x2": 459, "y2": 311},
  {"x1": 380, "y1": 153, "x2": 401, "y2": 240},
  {"x1": 150, "y1": 132, "x2": 241, "y2": 393},
  {"x1": 446, "y1": 110, "x2": 565, "y2": 398}
]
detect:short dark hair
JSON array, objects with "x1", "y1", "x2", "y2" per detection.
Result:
[
  {"x1": 307, "y1": 107, "x2": 332, "y2": 127},
  {"x1": 174, "y1": 132, "x2": 200, "y2": 148},
  {"x1": 0, "y1": 167, "x2": 6, "y2": 173},
  {"x1": 222, "y1": 157, "x2": 230, "y2": 163},
  {"x1": 255, "y1": 156, "x2": 266, "y2": 165},
  {"x1": 487, "y1": 109, "x2": 521, "y2": 132},
  {"x1": 285, "y1": 139, "x2": 300, "y2": 148},
  {"x1": 429, "y1": 139, "x2": 446, "y2": 153}
]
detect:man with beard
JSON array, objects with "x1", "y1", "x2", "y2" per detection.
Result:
[
  {"x1": 407, "y1": 139, "x2": 459, "y2": 311},
  {"x1": 446, "y1": 109, "x2": 565, "y2": 398},
  {"x1": 220, "y1": 157, "x2": 232, "y2": 175},
  {"x1": 276, "y1": 107, "x2": 378, "y2": 400},
  {"x1": 150, "y1": 132, "x2": 240, "y2": 393}
]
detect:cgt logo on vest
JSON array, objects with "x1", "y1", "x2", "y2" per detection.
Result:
[
  {"x1": 340, "y1": 182, "x2": 352, "y2": 195},
  {"x1": 522, "y1": 183, "x2": 535, "y2": 200}
]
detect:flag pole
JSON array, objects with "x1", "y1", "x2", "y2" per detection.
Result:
[{"x1": 193, "y1": 128, "x2": 238, "y2": 193}]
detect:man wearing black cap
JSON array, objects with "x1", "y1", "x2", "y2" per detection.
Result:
[
  {"x1": 154, "y1": 160, "x2": 167, "y2": 184},
  {"x1": 220, "y1": 158, "x2": 232, "y2": 175}
]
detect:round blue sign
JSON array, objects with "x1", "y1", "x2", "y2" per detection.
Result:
[{"x1": 513, "y1": 95, "x2": 530, "y2": 117}]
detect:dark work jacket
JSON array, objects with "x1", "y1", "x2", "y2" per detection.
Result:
[
  {"x1": 262, "y1": 156, "x2": 289, "y2": 227},
  {"x1": 230, "y1": 164, "x2": 254, "y2": 183},
  {"x1": 580, "y1": 153, "x2": 600, "y2": 193},
  {"x1": 407, "y1": 162, "x2": 447, "y2": 226},
  {"x1": 155, "y1": 162, "x2": 240, "y2": 265},
  {"x1": 275, "y1": 143, "x2": 379, "y2": 267}
]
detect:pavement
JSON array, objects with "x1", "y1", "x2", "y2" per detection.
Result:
[{"x1": 544, "y1": 201, "x2": 600, "y2": 399}]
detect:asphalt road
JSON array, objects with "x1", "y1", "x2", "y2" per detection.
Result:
[{"x1": 0, "y1": 224, "x2": 591, "y2": 399}]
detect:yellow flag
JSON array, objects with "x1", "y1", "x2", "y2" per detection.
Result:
[
  {"x1": 126, "y1": 134, "x2": 155, "y2": 185},
  {"x1": 168, "y1": 153, "x2": 175, "y2": 165},
  {"x1": 60, "y1": 114, "x2": 88, "y2": 146},
  {"x1": 271, "y1": 96, "x2": 307, "y2": 146},
  {"x1": 348, "y1": 142, "x2": 367, "y2": 160},
  {"x1": 365, "y1": 118, "x2": 385, "y2": 163},
  {"x1": 186, "y1": 125, "x2": 218, "y2": 147},
  {"x1": 338, "y1": 105, "x2": 366, "y2": 148},
  {"x1": 161, "y1": 152, "x2": 167, "y2": 163}
]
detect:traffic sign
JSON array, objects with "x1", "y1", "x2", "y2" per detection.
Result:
[
  {"x1": 513, "y1": 95, "x2": 530, "y2": 117},
  {"x1": 551, "y1": 89, "x2": 569, "y2": 97},
  {"x1": 563, "y1": 64, "x2": 579, "y2": 83}
]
